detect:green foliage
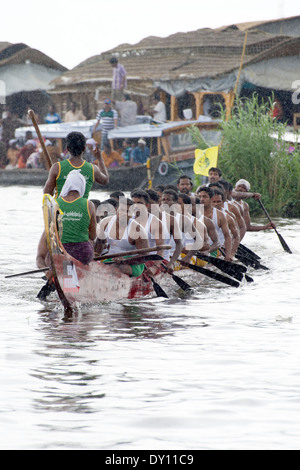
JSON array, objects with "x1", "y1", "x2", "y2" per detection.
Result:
[{"x1": 218, "y1": 95, "x2": 300, "y2": 217}]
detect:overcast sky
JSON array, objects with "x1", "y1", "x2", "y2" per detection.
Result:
[{"x1": 1, "y1": 0, "x2": 299, "y2": 69}]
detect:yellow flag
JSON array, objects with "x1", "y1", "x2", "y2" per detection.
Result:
[{"x1": 193, "y1": 146, "x2": 219, "y2": 176}]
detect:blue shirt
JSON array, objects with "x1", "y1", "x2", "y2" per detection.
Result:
[
  {"x1": 45, "y1": 113, "x2": 61, "y2": 124},
  {"x1": 132, "y1": 146, "x2": 150, "y2": 164}
]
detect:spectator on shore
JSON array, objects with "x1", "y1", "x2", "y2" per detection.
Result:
[
  {"x1": 121, "y1": 139, "x2": 132, "y2": 166},
  {"x1": 101, "y1": 142, "x2": 124, "y2": 168},
  {"x1": 131, "y1": 138, "x2": 150, "y2": 165},
  {"x1": 110, "y1": 57, "x2": 127, "y2": 101},
  {"x1": 17, "y1": 140, "x2": 37, "y2": 168},
  {"x1": 150, "y1": 94, "x2": 167, "y2": 122},
  {"x1": 93, "y1": 99, "x2": 118, "y2": 150},
  {"x1": 39, "y1": 140, "x2": 62, "y2": 169},
  {"x1": 64, "y1": 102, "x2": 86, "y2": 122},
  {"x1": 114, "y1": 94, "x2": 137, "y2": 127},
  {"x1": 1, "y1": 111, "x2": 21, "y2": 148},
  {"x1": 84, "y1": 138, "x2": 97, "y2": 163},
  {"x1": 6, "y1": 139, "x2": 20, "y2": 168},
  {"x1": 45, "y1": 105, "x2": 62, "y2": 124}
]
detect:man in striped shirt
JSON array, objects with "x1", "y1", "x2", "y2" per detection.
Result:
[
  {"x1": 93, "y1": 99, "x2": 118, "y2": 149},
  {"x1": 109, "y1": 57, "x2": 127, "y2": 101}
]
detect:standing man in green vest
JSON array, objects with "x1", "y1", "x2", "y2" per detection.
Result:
[
  {"x1": 43, "y1": 131, "x2": 109, "y2": 198},
  {"x1": 93, "y1": 99, "x2": 118, "y2": 150}
]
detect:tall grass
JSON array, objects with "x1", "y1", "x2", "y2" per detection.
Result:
[{"x1": 189, "y1": 94, "x2": 300, "y2": 217}]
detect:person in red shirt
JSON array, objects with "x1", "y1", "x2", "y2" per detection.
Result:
[{"x1": 17, "y1": 140, "x2": 37, "y2": 168}]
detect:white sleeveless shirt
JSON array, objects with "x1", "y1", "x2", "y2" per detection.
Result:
[
  {"x1": 105, "y1": 215, "x2": 135, "y2": 254},
  {"x1": 212, "y1": 208, "x2": 225, "y2": 246}
]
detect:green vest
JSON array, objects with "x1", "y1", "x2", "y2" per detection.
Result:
[
  {"x1": 57, "y1": 197, "x2": 91, "y2": 243},
  {"x1": 56, "y1": 159, "x2": 95, "y2": 199}
]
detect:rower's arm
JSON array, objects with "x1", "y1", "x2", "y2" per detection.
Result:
[
  {"x1": 242, "y1": 202, "x2": 275, "y2": 231},
  {"x1": 88, "y1": 201, "x2": 97, "y2": 241},
  {"x1": 93, "y1": 146, "x2": 109, "y2": 185},
  {"x1": 232, "y1": 190, "x2": 261, "y2": 200},
  {"x1": 168, "y1": 216, "x2": 183, "y2": 272},
  {"x1": 204, "y1": 216, "x2": 220, "y2": 253},
  {"x1": 94, "y1": 218, "x2": 109, "y2": 256},
  {"x1": 129, "y1": 221, "x2": 149, "y2": 250},
  {"x1": 228, "y1": 203, "x2": 247, "y2": 240},
  {"x1": 194, "y1": 218, "x2": 210, "y2": 252},
  {"x1": 151, "y1": 217, "x2": 165, "y2": 256},
  {"x1": 43, "y1": 163, "x2": 59, "y2": 195},
  {"x1": 227, "y1": 216, "x2": 240, "y2": 258},
  {"x1": 219, "y1": 212, "x2": 232, "y2": 261}
]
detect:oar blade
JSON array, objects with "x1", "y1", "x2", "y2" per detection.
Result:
[
  {"x1": 171, "y1": 273, "x2": 192, "y2": 292},
  {"x1": 149, "y1": 276, "x2": 169, "y2": 298},
  {"x1": 181, "y1": 262, "x2": 240, "y2": 288},
  {"x1": 277, "y1": 232, "x2": 292, "y2": 254}
]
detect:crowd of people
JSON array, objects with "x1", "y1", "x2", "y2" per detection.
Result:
[{"x1": 36, "y1": 131, "x2": 276, "y2": 298}]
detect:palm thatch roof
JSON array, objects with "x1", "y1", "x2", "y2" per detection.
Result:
[
  {"x1": 49, "y1": 28, "x2": 290, "y2": 95},
  {"x1": 0, "y1": 42, "x2": 67, "y2": 71}
]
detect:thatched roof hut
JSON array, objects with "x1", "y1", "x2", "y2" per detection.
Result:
[
  {"x1": 0, "y1": 42, "x2": 67, "y2": 119},
  {"x1": 48, "y1": 17, "x2": 300, "y2": 122}
]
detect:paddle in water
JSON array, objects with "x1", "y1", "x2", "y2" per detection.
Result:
[
  {"x1": 257, "y1": 199, "x2": 292, "y2": 254},
  {"x1": 180, "y1": 260, "x2": 240, "y2": 288}
]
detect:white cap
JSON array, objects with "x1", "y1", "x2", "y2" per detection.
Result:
[
  {"x1": 235, "y1": 179, "x2": 251, "y2": 191},
  {"x1": 60, "y1": 170, "x2": 86, "y2": 198},
  {"x1": 138, "y1": 139, "x2": 146, "y2": 145}
]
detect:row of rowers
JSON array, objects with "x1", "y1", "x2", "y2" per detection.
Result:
[{"x1": 37, "y1": 131, "x2": 276, "y2": 278}]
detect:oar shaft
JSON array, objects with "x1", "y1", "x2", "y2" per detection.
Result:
[
  {"x1": 95, "y1": 245, "x2": 171, "y2": 261},
  {"x1": 5, "y1": 267, "x2": 49, "y2": 278},
  {"x1": 28, "y1": 109, "x2": 53, "y2": 170},
  {"x1": 257, "y1": 199, "x2": 292, "y2": 254}
]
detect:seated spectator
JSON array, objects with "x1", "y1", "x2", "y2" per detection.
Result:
[
  {"x1": 45, "y1": 105, "x2": 61, "y2": 124},
  {"x1": 26, "y1": 150, "x2": 41, "y2": 168},
  {"x1": 101, "y1": 143, "x2": 124, "y2": 168},
  {"x1": 121, "y1": 139, "x2": 132, "y2": 166},
  {"x1": 39, "y1": 140, "x2": 62, "y2": 169},
  {"x1": 18, "y1": 140, "x2": 37, "y2": 168},
  {"x1": 64, "y1": 102, "x2": 86, "y2": 122},
  {"x1": 84, "y1": 138, "x2": 97, "y2": 163},
  {"x1": 131, "y1": 138, "x2": 150, "y2": 165}
]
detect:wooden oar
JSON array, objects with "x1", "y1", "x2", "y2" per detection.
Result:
[
  {"x1": 195, "y1": 252, "x2": 247, "y2": 274},
  {"x1": 5, "y1": 254, "x2": 166, "y2": 279},
  {"x1": 27, "y1": 109, "x2": 53, "y2": 170},
  {"x1": 238, "y1": 243, "x2": 261, "y2": 260},
  {"x1": 235, "y1": 251, "x2": 269, "y2": 270},
  {"x1": 216, "y1": 249, "x2": 254, "y2": 282},
  {"x1": 158, "y1": 263, "x2": 192, "y2": 292},
  {"x1": 104, "y1": 254, "x2": 164, "y2": 265},
  {"x1": 180, "y1": 260, "x2": 240, "y2": 288},
  {"x1": 257, "y1": 199, "x2": 292, "y2": 254},
  {"x1": 95, "y1": 245, "x2": 171, "y2": 261},
  {"x1": 5, "y1": 267, "x2": 49, "y2": 278},
  {"x1": 149, "y1": 276, "x2": 169, "y2": 298}
]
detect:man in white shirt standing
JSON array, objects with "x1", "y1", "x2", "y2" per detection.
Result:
[{"x1": 152, "y1": 94, "x2": 167, "y2": 122}]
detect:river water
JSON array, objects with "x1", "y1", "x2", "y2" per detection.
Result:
[{"x1": 0, "y1": 185, "x2": 299, "y2": 450}]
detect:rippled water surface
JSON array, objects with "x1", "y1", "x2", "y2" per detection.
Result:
[{"x1": 0, "y1": 186, "x2": 299, "y2": 450}]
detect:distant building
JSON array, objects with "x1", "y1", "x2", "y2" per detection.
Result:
[
  {"x1": 0, "y1": 42, "x2": 67, "y2": 121},
  {"x1": 48, "y1": 16, "x2": 300, "y2": 125}
]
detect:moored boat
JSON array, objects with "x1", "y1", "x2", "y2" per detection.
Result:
[{"x1": 1, "y1": 117, "x2": 221, "y2": 190}]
